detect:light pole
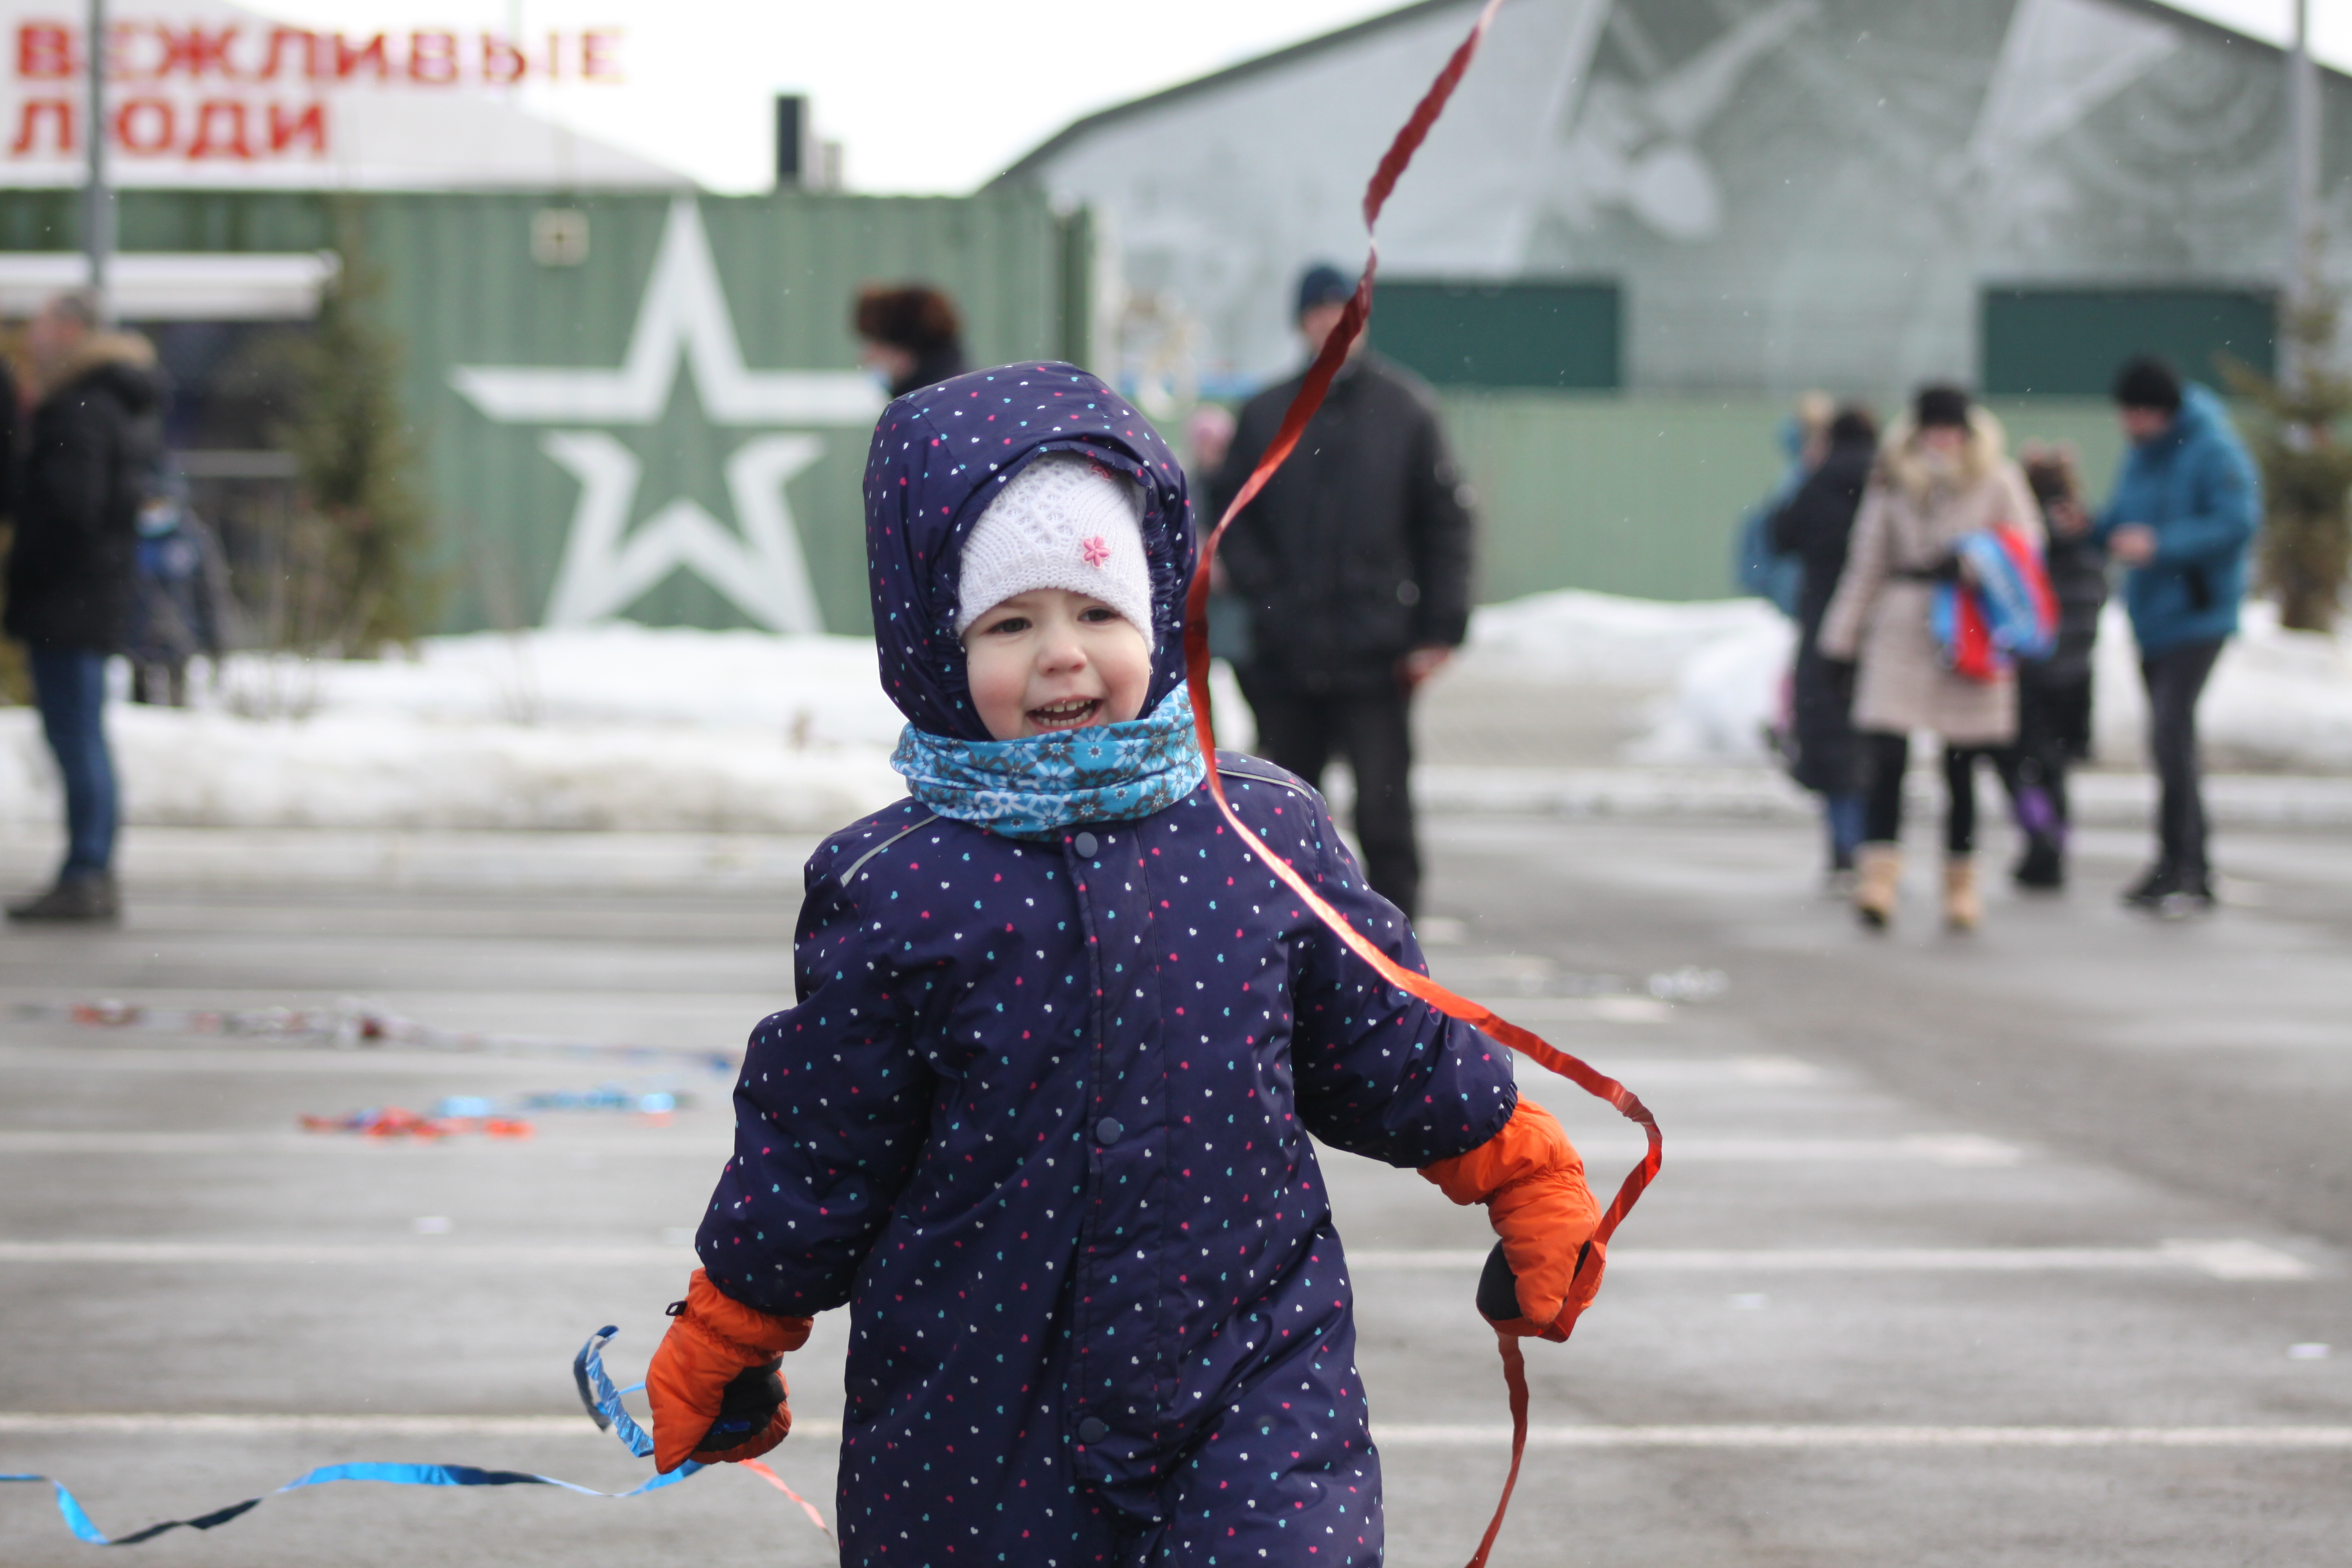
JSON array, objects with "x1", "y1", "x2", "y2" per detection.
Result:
[
  {"x1": 82, "y1": 0, "x2": 112, "y2": 324},
  {"x1": 2284, "y1": 0, "x2": 2319, "y2": 395}
]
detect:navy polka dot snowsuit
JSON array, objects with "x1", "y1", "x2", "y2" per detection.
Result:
[{"x1": 696, "y1": 365, "x2": 1517, "y2": 1565}]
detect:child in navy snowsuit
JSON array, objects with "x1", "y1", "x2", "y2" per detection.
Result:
[{"x1": 645, "y1": 364, "x2": 1604, "y2": 1566}]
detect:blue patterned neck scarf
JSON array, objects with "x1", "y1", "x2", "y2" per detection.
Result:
[{"x1": 891, "y1": 687, "x2": 1208, "y2": 841}]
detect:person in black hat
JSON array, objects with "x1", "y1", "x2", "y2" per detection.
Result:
[
  {"x1": 1208, "y1": 262, "x2": 1476, "y2": 921},
  {"x1": 2091, "y1": 354, "x2": 2259, "y2": 914}
]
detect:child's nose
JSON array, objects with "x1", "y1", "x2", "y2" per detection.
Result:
[{"x1": 1038, "y1": 626, "x2": 1090, "y2": 672}]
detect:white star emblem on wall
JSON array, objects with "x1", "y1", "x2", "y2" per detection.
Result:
[{"x1": 449, "y1": 198, "x2": 884, "y2": 634}]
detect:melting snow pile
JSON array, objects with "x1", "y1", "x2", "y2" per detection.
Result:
[
  {"x1": 1580, "y1": 593, "x2": 2352, "y2": 772},
  {"x1": 0, "y1": 625, "x2": 911, "y2": 833},
  {"x1": 0, "y1": 623, "x2": 1258, "y2": 833},
  {"x1": 0, "y1": 597, "x2": 2345, "y2": 834},
  {"x1": 1457, "y1": 589, "x2": 1787, "y2": 689}
]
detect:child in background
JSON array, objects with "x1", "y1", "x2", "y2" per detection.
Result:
[
  {"x1": 641, "y1": 364, "x2": 1603, "y2": 1565},
  {"x1": 2000, "y1": 441, "x2": 2107, "y2": 888}
]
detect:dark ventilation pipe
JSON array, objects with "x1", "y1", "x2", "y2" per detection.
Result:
[{"x1": 776, "y1": 95, "x2": 806, "y2": 188}]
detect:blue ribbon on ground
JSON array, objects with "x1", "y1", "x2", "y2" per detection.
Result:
[{"x1": 0, "y1": 1327, "x2": 695, "y2": 1546}]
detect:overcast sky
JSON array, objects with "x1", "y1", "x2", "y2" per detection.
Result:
[{"x1": 260, "y1": 0, "x2": 2352, "y2": 195}]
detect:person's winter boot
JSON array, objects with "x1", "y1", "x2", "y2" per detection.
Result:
[
  {"x1": 5, "y1": 870, "x2": 121, "y2": 924},
  {"x1": 2164, "y1": 867, "x2": 2218, "y2": 917},
  {"x1": 1853, "y1": 844, "x2": 1902, "y2": 930},
  {"x1": 1942, "y1": 857, "x2": 1982, "y2": 931},
  {"x1": 2132, "y1": 865, "x2": 2217, "y2": 919},
  {"x1": 2121, "y1": 862, "x2": 2176, "y2": 910},
  {"x1": 2012, "y1": 834, "x2": 2064, "y2": 890}
]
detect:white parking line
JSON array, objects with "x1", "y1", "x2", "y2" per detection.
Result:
[
  {"x1": 1570, "y1": 1134, "x2": 2022, "y2": 1167},
  {"x1": 1370, "y1": 1424, "x2": 2352, "y2": 1449},
  {"x1": 0, "y1": 1129, "x2": 2016, "y2": 1165},
  {"x1": 1, "y1": 1414, "x2": 2342, "y2": 1450},
  {"x1": 1348, "y1": 1240, "x2": 2317, "y2": 1280},
  {"x1": 0, "y1": 1240, "x2": 693, "y2": 1265},
  {"x1": 0, "y1": 1411, "x2": 847, "y2": 1439},
  {"x1": 0, "y1": 1132, "x2": 709, "y2": 1156},
  {"x1": 0, "y1": 1239, "x2": 2315, "y2": 1278}
]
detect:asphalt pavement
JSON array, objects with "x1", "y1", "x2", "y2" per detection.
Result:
[{"x1": 0, "y1": 809, "x2": 2346, "y2": 1567}]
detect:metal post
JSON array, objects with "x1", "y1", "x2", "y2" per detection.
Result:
[
  {"x1": 82, "y1": 0, "x2": 112, "y2": 324},
  {"x1": 2284, "y1": 0, "x2": 2319, "y2": 394}
]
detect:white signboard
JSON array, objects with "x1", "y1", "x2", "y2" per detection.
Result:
[{"x1": 0, "y1": 0, "x2": 688, "y2": 189}]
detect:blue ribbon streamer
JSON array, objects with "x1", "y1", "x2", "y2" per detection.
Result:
[{"x1": 1, "y1": 1327, "x2": 699, "y2": 1546}]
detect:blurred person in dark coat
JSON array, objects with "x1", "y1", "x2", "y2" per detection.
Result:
[
  {"x1": 1769, "y1": 404, "x2": 1878, "y2": 885},
  {"x1": 0, "y1": 341, "x2": 17, "y2": 525},
  {"x1": 2092, "y1": 357, "x2": 2259, "y2": 914},
  {"x1": 852, "y1": 283, "x2": 967, "y2": 397},
  {"x1": 1996, "y1": 442, "x2": 2107, "y2": 889},
  {"x1": 4, "y1": 292, "x2": 163, "y2": 923},
  {"x1": 1209, "y1": 263, "x2": 1475, "y2": 920}
]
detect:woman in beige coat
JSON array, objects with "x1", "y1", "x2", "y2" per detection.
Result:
[{"x1": 1818, "y1": 386, "x2": 2042, "y2": 930}]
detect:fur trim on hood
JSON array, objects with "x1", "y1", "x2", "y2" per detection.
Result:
[
  {"x1": 1875, "y1": 405, "x2": 2008, "y2": 499},
  {"x1": 39, "y1": 330, "x2": 160, "y2": 407}
]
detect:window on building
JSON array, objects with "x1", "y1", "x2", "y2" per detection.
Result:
[
  {"x1": 1981, "y1": 287, "x2": 2276, "y2": 396},
  {"x1": 1373, "y1": 279, "x2": 1621, "y2": 390}
]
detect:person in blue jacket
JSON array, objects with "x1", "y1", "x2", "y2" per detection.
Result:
[
  {"x1": 638, "y1": 363, "x2": 1606, "y2": 1566},
  {"x1": 2093, "y1": 357, "x2": 2260, "y2": 913}
]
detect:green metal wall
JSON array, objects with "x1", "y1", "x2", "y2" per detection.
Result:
[
  {"x1": 0, "y1": 189, "x2": 334, "y2": 252},
  {"x1": 4, "y1": 187, "x2": 1088, "y2": 636},
  {"x1": 1982, "y1": 288, "x2": 2277, "y2": 396},
  {"x1": 1438, "y1": 392, "x2": 2135, "y2": 604},
  {"x1": 4, "y1": 188, "x2": 2175, "y2": 621},
  {"x1": 1377, "y1": 281, "x2": 1620, "y2": 390},
  {"x1": 360, "y1": 190, "x2": 1086, "y2": 634}
]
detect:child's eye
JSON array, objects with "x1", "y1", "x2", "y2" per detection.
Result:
[
  {"x1": 985, "y1": 616, "x2": 1030, "y2": 636},
  {"x1": 1078, "y1": 606, "x2": 1117, "y2": 623}
]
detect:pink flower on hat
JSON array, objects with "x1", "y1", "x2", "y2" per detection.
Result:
[{"x1": 1081, "y1": 535, "x2": 1112, "y2": 568}]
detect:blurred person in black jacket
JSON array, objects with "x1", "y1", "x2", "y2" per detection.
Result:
[
  {"x1": 1997, "y1": 441, "x2": 2107, "y2": 889},
  {"x1": 1209, "y1": 264, "x2": 1474, "y2": 920},
  {"x1": 0, "y1": 342, "x2": 17, "y2": 525},
  {"x1": 4, "y1": 292, "x2": 163, "y2": 923},
  {"x1": 1770, "y1": 405, "x2": 1879, "y2": 885},
  {"x1": 853, "y1": 283, "x2": 968, "y2": 398}
]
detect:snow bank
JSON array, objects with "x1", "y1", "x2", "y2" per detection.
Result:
[
  {"x1": 210, "y1": 624, "x2": 908, "y2": 746},
  {"x1": 2089, "y1": 601, "x2": 2352, "y2": 773},
  {"x1": 0, "y1": 625, "x2": 906, "y2": 833},
  {"x1": 0, "y1": 709, "x2": 902, "y2": 832},
  {"x1": 1459, "y1": 588, "x2": 1787, "y2": 686},
  {"x1": 1618, "y1": 594, "x2": 2352, "y2": 772},
  {"x1": 0, "y1": 623, "x2": 1258, "y2": 833},
  {"x1": 0, "y1": 596, "x2": 2342, "y2": 836}
]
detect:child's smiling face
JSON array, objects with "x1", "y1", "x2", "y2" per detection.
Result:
[{"x1": 962, "y1": 588, "x2": 1152, "y2": 740}]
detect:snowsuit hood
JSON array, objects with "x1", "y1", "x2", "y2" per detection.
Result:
[{"x1": 862, "y1": 362, "x2": 1195, "y2": 742}]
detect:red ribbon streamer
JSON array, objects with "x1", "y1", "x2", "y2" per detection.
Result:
[{"x1": 1179, "y1": 4, "x2": 1662, "y2": 1563}]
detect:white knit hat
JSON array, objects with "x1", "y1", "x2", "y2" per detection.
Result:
[{"x1": 954, "y1": 452, "x2": 1154, "y2": 645}]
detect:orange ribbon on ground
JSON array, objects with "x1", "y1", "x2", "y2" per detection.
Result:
[{"x1": 1178, "y1": 4, "x2": 1663, "y2": 1562}]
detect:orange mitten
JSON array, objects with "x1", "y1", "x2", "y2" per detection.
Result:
[
  {"x1": 1419, "y1": 1099, "x2": 1604, "y2": 1341},
  {"x1": 645, "y1": 1269, "x2": 814, "y2": 1472}
]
